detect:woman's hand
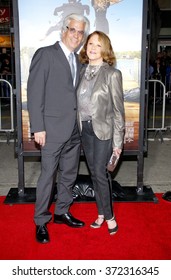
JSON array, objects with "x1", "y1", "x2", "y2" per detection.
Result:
[{"x1": 113, "y1": 147, "x2": 122, "y2": 157}]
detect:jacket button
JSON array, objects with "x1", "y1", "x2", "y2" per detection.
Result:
[{"x1": 74, "y1": 108, "x2": 76, "y2": 110}]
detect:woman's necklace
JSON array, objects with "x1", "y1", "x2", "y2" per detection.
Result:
[{"x1": 84, "y1": 63, "x2": 103, "y2": 80}]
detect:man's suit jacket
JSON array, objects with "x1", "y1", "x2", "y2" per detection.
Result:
[
  {"x1": 78, "y1": 63, "x2": 125, "y2": 149},
  {"x1": 27, "y1": 41, "x2": 81, "y2": 143}
]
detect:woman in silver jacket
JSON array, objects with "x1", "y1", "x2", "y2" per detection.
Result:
[{"x1": 77, "y1": 31, "x2": 125, "y2": 235}]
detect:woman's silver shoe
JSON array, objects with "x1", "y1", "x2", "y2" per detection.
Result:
[
  {"x1": 90, "y1": 216, "x2": 104, "y2": 228},
  {"x1": 106, "y1": 217, "x2": 118, "y2": 235}
]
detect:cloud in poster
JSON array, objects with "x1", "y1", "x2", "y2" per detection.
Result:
[{"x1": 18, "y1": 0, "x2": 143, "y2": 51}]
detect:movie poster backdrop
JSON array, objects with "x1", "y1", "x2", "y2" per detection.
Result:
[{"x1": 17, "y1": 0, "x2": 143, "y2": 152}]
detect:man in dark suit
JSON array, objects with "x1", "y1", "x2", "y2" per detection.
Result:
[{"x1": 27, "y1": 13, "x2": 90, "y2": 243}]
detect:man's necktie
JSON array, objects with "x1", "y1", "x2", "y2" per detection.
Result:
[{"x1": 68, "y1": 52, "x2": 75, "y2": 84}]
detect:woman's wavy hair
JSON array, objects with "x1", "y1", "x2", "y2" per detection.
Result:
[{"x1": 79, "y1": 31, "x2": 116, "y2": 66}]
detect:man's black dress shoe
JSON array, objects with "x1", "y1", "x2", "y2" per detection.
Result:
[
  {"x1": 54, "y1": 212, "x2": 85, "y2": 228},
  {"x1": 36, "y1": 225, "x2": 49, "y2": 243},
  {"x1": 162, "y1": 191, "x2": 171, "y2": 202}
]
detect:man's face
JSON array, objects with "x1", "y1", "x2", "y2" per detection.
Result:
[{"x1": 62, "y1": 19, "x2": 85, "y2": 52}]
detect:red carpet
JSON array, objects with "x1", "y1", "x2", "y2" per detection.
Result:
[{"x1": 0, "y1": 194, "x2": 171, "y2": 260}]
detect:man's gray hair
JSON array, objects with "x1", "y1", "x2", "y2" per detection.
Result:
[{"x1": 61, "y1": 13, "x2": 90, "y2": 39}]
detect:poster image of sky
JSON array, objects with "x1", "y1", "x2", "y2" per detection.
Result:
[
  {"x1": 17, "y1": 0, "x2": 144, "y2": 151},
  {"x1": 19, "y1": 0, "x2": 142, "y2": 51},
  {"x1": 19, "y1": 0, "x2": 143, "y2": 88}
]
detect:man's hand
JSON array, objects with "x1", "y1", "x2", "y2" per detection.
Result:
[{"x1": 34, "y1": 131, "x2": 46, "y2": 147}]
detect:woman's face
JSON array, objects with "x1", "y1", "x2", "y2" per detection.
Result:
[{"x1": 86, "y1": 34, "x2": 103, "y2": 65}]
